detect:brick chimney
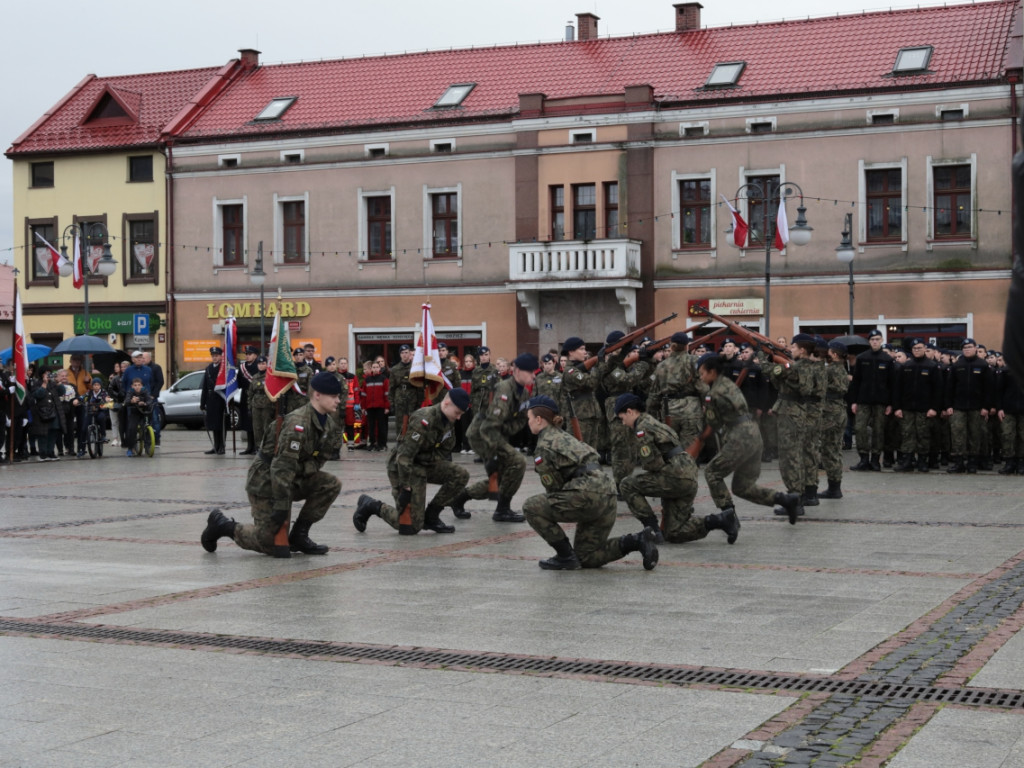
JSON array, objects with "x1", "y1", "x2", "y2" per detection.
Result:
[
  {"x1": 238, "y1": 48, "x2": 261, "y2": 69},
  {"x1": 673, "y1": 3, "x2": 703, "y2": 32},
  {"x1": 576, "y1": 13, "x2": 599, "y2": 41}
]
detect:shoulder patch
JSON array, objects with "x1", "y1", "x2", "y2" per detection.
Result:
[
  {"x1": 773, "y1": 365, "x2": 783, "y2": 375},
  {"x1": 410, "y1": 433, "x2": 421, "y2": 441},
  {"x1": 635, "y1": 430, "x2": 645, "y2": 438},
  {"x1": 294, "y1": 425, "x2": 304, "y2": 432},
  {"x1": 421, "y1": 419, "x2": 429, "y2": 426},
  {"x1": 534, "y1": 456, "x2": 543, "y2": 465},
  {"x1": 500, "y1": 394, "x2": 508, "y2": 401},
  {"x1": 289, "y1": 440, "x2": 301, "y2": 451}
]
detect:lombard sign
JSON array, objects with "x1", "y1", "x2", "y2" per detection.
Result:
[
  {"x1": 74, "y1": 313, "x2": 162, "y2": 335},
  {"x1": 206, "y1": 301, "x2": 311, "y2": 319}
]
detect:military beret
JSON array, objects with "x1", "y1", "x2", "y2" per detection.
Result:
[
  {"x1": 477, "y1": 346, "x2": 490, "y2": 355},
  {"x1": 926, "y1": 343, "x2": 938, "y2": 351},
  {"x1": 868, "y1": 329, "x2": 883, "y2": 339},
  {"x1": 437, "y1": 341, "x2": 447, "y2": 349},
  {"x1": 792, "y1": 333, "x2": 815, "y2": 344},
  {"x1": 447, "y1": 387, "x2": 471, "y2": 410},
  {"x1": 962, "y1": 337, "x2": 977, "y2": 348},
  {"x1": 257, "y1": 355, "x2": 268, "y2": 363},
  {"x1": 606, "y1": 330, "x2": 626, "y2": 345},
  {"x1": 541, "y1": 353, "x2": 556, "y2": 363},
  {"x1": 909, "y1": 338, "x2": 925, "y2": 347},
  {"x1": 614, "y1": 392, "x2": 643, "y2": 415},
  {"x1": 562, "y1": 336, "x2": 586, "y2": 354},
  {"x1": 670, "y1": 331, "x2": 690, "y2": 345},
  {"x1": 882, "y1": 344, "x2": 893, "y2": 351},
  {"x1": 512, "y1": 352, "x2": 539, "y2": 371},
  {"x1": 739, "y1": 342, "x2": 751, "y2": 350},
  {"x1": 244, "y1": 345, "x2": 258, "y2": 354},
  {"x1": 828, "y1": 340, "x2": 847, "y2": 354},
  {"x1": 209, "y1": 346, "x2": 223, "y2": 355},
  {"x1": 527, "y1": 394, "x2": 559, "y2": 414},
  {"x1": 696, "y1": 352, "x2": 717, "y2": 370},
  {"x1": 399, "y1": 344, "x2": 412, "y2": 352},
  {"x1": 292, "y1": 347, "x2": 305, "y2": 355},
  {"x1": 325, "y1": 356, "x2": 336, "y2": 366},
  {"x1": 813, "y1": 335, "x2": 827, "y2": 346},
  {"x1": 310, "y1": 371, "x2": 342, "y2": 395},
  {"x1": 722, "y1": 337, "x2": 736, "y2": 345}
]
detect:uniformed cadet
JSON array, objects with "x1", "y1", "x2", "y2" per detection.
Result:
[
  {"x1": 292, "y1": 347, "x2": 313, "y2": 395},
  {"x1": 521, "y1": 395, "x2": 660, "y2": 571},
  {"x1": 533, "y1": 353, "x2": 563, "y2": 414},
  {"x1": 237, "y1": 345, "x2": 260, "y2": 455},
  {"x1": 199, "y1": 346, "x2": 227, "y2": 455},
  {"x1": 468, "y1": 346, "x2": 499, "y2": 421},
  {"x1": 944, "y1": 337, "x2": 993, "y2": 473},
  {"x1": 800, "y1": 337, "x2": 828, "y2": 506},
  {"x1": 456, "y1": 353, "x2": 538, "y2": 521},
  {"x1": 646, "y1": 331, "x2": 707, "y2": 447},
  {"x1": 597, "y1": 331, "x2": 651, "y2": 488},
  {"x1": 893, "y1": 338, "x2": 942, "y2": 473},
  {"x1": 248, "y1": 356, "x2": 273, "y2": 448},
  {"x1": 997, "y1": 366, "x2": 1024, "y2": 474},
  {"x1": 614, "y1": 394, "x2": 706, "y2": 543},
  {"x1": 388, "y1": 344, "x2": 420, "y2": 434},
  {"x1": 201, "y1": 371, "x2": 344, "y2": 558},
  {"x1": 698, "y1": 355, "x2": 803, "y2": 526},
  {"x1": 819, "y1": 341, "x2": 851, "y2": 497},
  {"x1": 560, "y1": 337, "x2": 603, "y2": 449},
  {"x1": 354, "y1": 388, "x2": 471, "y2": 535},
  {"x1": 766, "y1": 334, "x2": 818, "y2": 512},
  {"x1": 432, "y1": 342, "x2": 461, "y2": 404},
  {"x1": 849, "y1": 329, "x2": 895, "y2": 471}
]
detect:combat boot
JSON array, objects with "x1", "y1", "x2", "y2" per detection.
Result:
[
  {"x1": 928, "y1": 453, "x2": 939, "y2": 469},
  {"x1": 618, "y1": 527, "x2": 659, "y2": 570},
  {"x1": 772, "y1": 491, "x2": 804, "y2": 525},
  {"x1": 539, "y1": 537, "x2": 581, "y2": 570},
  {"x1": 704, "y1": 507, "x2": 740, "y2": 545},
  {"x1": 492, "y1": 495, "x2": 525, "y2": 523},
  {"x1": 998, "y1": 458, "x2": 1017, "y2": 475},
  {"x1": 423, "y1": 502, "x2": 455, "y2": 534},
  {"x1": 200, "y1": 509, "x2": 236, "y2": 552},
  {"x1": 450, "y1": 490, "x2": 471, "y2": 519},
  {"x1": 946, "y1": 456, "x2": 966, "y2": 474},
  {"x1": 979, "y1": 456, "x2": 994, "y2": 472},
  {"x1": 353, "y1": 494, "x2": 382, "y2": 532},
  {"x1": 883, "y1": 451, "x2": 895, "y2": 468},
  {"x1": 916, "y1": 455, "x2": 930, "y2": 473},
  {"x1": 802, "y1": 485, "x2": 820, "y2": 507},
  {"x1": 638, "y1": 517, "x2": 665, "y2": 543},
  {"x1": 289, "y1": 522, "x2": 329, "y2": 555},
  {"x1": 818, "y1": 480, "x2": 843, "y2": 499},
  {"x1": 893, "y1": 454, "x2": 915, "y2": 473},
  {"x1": 850, "y1": 453, "x2": 871, "y2": 471},
  {"x1": 869, "y1": 453, "x2": 882, "y2": 471},
  {"x1": 966, "y1": 455, "x2": 979, "y2": 474}
]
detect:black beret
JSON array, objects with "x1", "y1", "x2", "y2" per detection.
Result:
[
  {"x1": 513, "y1": 353, "x2": 538, "y2": 371},
  {"x1": 325, "y1": 356, "x2": 336, "y2": 366},
  {"x1": 962, "y1": 337, "x2": 977, "y2": 348},
  {"x1": 310, "y1": 371, "x2": 342, "y2": 395},
  {"x1": 722, "y1": 337, "x2": 736, "y2": 345},
  {"x1": 606, "y1": 330, "x2": 626, "y2": 345},
  {"x1": 399, "y1": 344, "x2": 412, "y2": 352},
  {"x1": 909, "y1": 338, "x2": 925, "y2": 347},
  {"x1": 438, "y1": 341, "x2": 448, "y2": 349},
  {"x1": 527, "y1": 394, "x2": 559, "y2": 413},
  {"x1": 614, "y1": 392, "x2": 643, "y2": 415},
  {"x1": 670, "y1": 331, "x2": 690, "y2": 345},
  {"x1": 562, "y1": 337, "x2": 586, "y2": 354},
  {"x1": 541, "y1": 353, "x2": 556, "y2": 363},
  {"x1": 868, "y1": 329, "x2": 883, "y2": 339},
  {"x1": 447, "y1": 387, "x2": 471, "y2": 410},
  {"x1": 828, "y1": 340, "x2": 847, "y2": 354},
  {"x1": 792, "y1": 333, "x2": 815, "y2": 344},
  {"x1": 292, "y1": 347, "x2": 305, "y2": 355},
  {"x1": 257, "y1": 355, "x2": 268, "y2": 363},
  {"x1": 477, "y1": 345, "x2": 490, "y2": 354},
  {"x1": 696, "y1": 352, "x2": 717, "y2": 370}
]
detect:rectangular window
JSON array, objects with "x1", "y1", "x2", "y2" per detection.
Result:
[
  {"x1": 128, "y1": 155, "x2": 153, "y2": 182},
  {"x1": 604, "y1": 182, "x2": 619, "y2": 238},
  {"x1": 124, "y1": 213, "x2": 158, "y2": 284},
  {"x1": 222, "y1": 204, "x2": 244, "y2": 266},
  {"x1": 679, "y1": 178, "x2": 712, "y2": 247},
  {"x1": 934, "y1": 165, "x2": 971, "y2": 239},
  {"x1": 550, "y1": 186, "x2": 564, "y2": 241},
  {"x1": 74, "y1": 217, "x2": 109, "y2": 285},
  {"x1": 282, "y1": 201, "x2": 305, "y2": 263},
  {"x1": 27, "y1": 218, "x2": 58, "y2": 286},
  {"x1": 31, "y1": 162, "x2": 54, "y2": 188},
  {"x1": 367, "y1": 196, "x2": 392, "y2": 260},
  {"x1": 866, "y1": 169, "x2": 903, "y2": 242},
  {"x1": 573, "y1": 183, "x2": 596, "y2": 240},
  {"x1": 745, "y1": 175, "x2": 780, "y2": 247},
  {"x1": 431, "y1": 192, "x2": 458, "y2": 257}
]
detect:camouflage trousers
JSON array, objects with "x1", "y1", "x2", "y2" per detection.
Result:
[
  {"x1": 777, "y1": 406, "x2": 813, "y2": 493},
  {"x1": 1001, "y1": 414, "x2": 1024, "y2": 458},
  {"x1": 664, "y1": 396, "x2": 703, "y2": 449},
  {"x1": 378, "y1": 456, "x2": 469, "y2": 534},
  {"x1": 854, "y1": 403, "x2": 887, "y2": 454},
  {"x1": 572, "y1": 413, "x2": 603, "y2": 453},
  {"x1": 465, "y1": 432, "x2": 526, "y2": 501},
  {"x1": 604, "y1": 405, "x2": 637, "y2": 485},
  {"x1": 820, "y1": 402, "x2": 847, "y2": 483},
  {"x1": 620, "y1": 454, "x2": 700, "y2": 543},
  {"x1": 950, "y1": 409, "x2": 984, "y2": 456},
  {"x1": 523, "y1": 474, "x2": 624, "y2": 568},
  {"x1": 251, "y1": 405, "x2": 274, "y2": 449},
  {"x1": 801, "y1": 408, "x2": 823, "y2": 489},
  {"x1": 899, "y1": 412, "x2": 933, "y2": 455},
  {"x1": 235, "y1": 463, "x2": 342, "y2": 555},
  {"x1": 704, "y1": 422, "x2": 777, "y2": 511}
]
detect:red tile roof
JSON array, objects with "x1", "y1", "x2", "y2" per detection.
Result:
[
  {"x1": 6, "y1": 66, "x2": 228, "y2": 156},
  {"x1": 178, "y1": 0, "x2": 1019, "y2": 141}
]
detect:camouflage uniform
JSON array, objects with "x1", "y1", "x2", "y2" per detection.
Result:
[
  {"x1": 619, "y1": 412, "x2": 700, "y2": 542},
  {"x1": 523, "y1": 426, "x2": 628, "y2": 568},
  {"x1": 432, "y1": 356, "x2": 461, "y2": 404},
  {"x1": 598, "y1": 353, "x2": 650, "y2": 486},
  {"x1": 561, "y1": 362, "x2": 603, "y2": 449},
  {"x1": 294, "y1": 361, "x2": 313, "y2": 395},
  {"x1": 801, "y1": 358, "x2": 827, "y2": 490},
  {"x1": 465, "y1": 376, "x2": 529, "y2": 500},
  {"x1": 469, "y1": 363, "x2": 500, "y2": 417},
  {"x1": 248, "y1": 371, "x2": 273, "y2": 447},
  {"x1": 388, "y1": 360, "x2": 420, "y2": 432},
  {"x1": 233, "y1": 402, "x2": 342, "y2": 555},
  {"x1": 767, "y1": 357, "x2": 817, "y2": 494},
  {"x1": 821, "y1": 361, "x2": 850, "y2": 485},
  {"x1": 533, "y1": 370, "x2": 564, "y2": 414},
  {"x1": 646, "y1": 350, "x2": 706, "y2": 447},
  {"x1": 377, "y1": 403, "x2": 469, "y2": 534}
]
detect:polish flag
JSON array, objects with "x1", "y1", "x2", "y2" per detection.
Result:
[
  {"x1": 720, "y1": 195, "x2": 748, "y2": 248},
  {"x1": 72, "y1": 232, "x2": 84, "y2": 289},
  {"x1": 33, "y1": 231, "x2": 69, "y2": 275},
  {"x1": 774, "y1": 199, "x2": 790, "y2": 251},
  {"x1": 409, "y1": 303, "x2": 447, "y2": 403},
  {"x1": 12, "y1": 287, "x2": 28, "y2": 404}
]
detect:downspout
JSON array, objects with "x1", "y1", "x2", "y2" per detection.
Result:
[{"x1": 166, "y1": 141, "x2": 176, "y2": 377}]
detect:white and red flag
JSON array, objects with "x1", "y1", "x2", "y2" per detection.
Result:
[
  {"x1": 72, "y1": 232, "x2": 84, "y2": 289},
  {"x1": 33, "y1": 231, "x2": 69, "y2": 276},
  {"x1": 409, "y1": 303, "x2": 448, "y2": 402},
  {"x1": 774, "y1": 199, "x2": 790, "y2": 251},
  {"x1": 720, "y1": 195, "x2": 748, "y2": 248},
  {"x1": 12, "y1": 287, "x2": 28, "y2": 404}
]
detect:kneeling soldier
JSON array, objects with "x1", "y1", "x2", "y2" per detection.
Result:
[
  {"x1": 201, "y1": 371, "x2": 343, "y2": 557},
  {"x1": 354, "y1": 388, "x2": 470, "y2": 535}
]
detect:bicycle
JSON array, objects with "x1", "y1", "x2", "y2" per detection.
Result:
[
  {"x1": 131, "y1": 405, "x2": 156, "y2": 458},
  {"x1": 85, "y1": 402, "x2": 112, "y2": 459}
]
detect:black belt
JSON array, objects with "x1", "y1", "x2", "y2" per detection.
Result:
[
  {"x1": 572, "y1": 462, "x2": 601, "y2": 478},
  {"x1": 571, "y1": 391, "x2": 594, "y2": 403},
  {"x1": 663, "y1": 446, "x2": 686, "y2": 459}
]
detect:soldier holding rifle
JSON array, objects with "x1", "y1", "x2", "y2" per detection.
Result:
[{"x1": 647, "y1": 331, "x2": 706, "y2": 447}]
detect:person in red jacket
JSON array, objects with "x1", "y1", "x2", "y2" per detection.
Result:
[{"x1": 361, "y1": 361, "x2": 390, "y2": 451}]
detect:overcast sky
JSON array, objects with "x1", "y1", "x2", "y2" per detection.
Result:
[{"x1": 0, "y1": 0, "x2": 975, "y2": 265}]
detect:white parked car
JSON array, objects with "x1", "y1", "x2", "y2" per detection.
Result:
[{"x1": 158, "y1": 371, "x2": 243, "y2": 429}]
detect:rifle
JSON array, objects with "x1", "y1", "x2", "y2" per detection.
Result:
[
  {"x1": 583, "y1": 312, "x2": 679, "y2": 370},
  {"x1": 270, "y1": 400, "x2": 291, "y2": 558},
  {"x1": 689, "y1": 307, "x2": 793, "y2": 366},
  {"x1": 623, "y1": 319, "x2": 711, "y2": 368},
  {"x1": 685, "y1": 366, "x2": 750, "y2": 458},
  {"x1": 564, "y1": 387, "x2": 584, "y2": 441}
]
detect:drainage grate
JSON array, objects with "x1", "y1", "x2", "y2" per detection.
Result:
[{"x1": 2, "y1": 617, "x2": 1022, "y2": 710}]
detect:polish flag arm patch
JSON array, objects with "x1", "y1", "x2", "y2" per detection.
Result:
[{"x1": 294, "y1": 425, "x2": 304, "y2": 432}]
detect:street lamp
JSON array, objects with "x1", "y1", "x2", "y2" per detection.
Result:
[
  {"x1": 250, "y1": 241, "x2": 266, "y2": 353},
  {"x1": 725, "y1": 180, "x2": 813, "y2": 337},
  {"x1": 58, "y1": 222, "x2": 118, "y2": 339},
  {"x1": 835, "y1": 212, "x2": 856, "y2": 335}
]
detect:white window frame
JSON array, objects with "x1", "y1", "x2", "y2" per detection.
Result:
[
  {"x1": 212, "y1": 196, "x2": 247, "y2": 269},
  {"x1": 670, "y1": 170, "x2": 717, "y2": 254},
  {"x1": 430, "y1": 138, "x2": 456, "y2": 153},
  {"x1": 273, "y1": 192, "x2": 310, "y2": 267},
  {"x1": 679, "y1": 121, "x2": 709, "y2": 137},
  {"x1": 867, "y1": 109, "x2": 899, "y2": 125},
  {"x1": 925, "y1": 154, "x2": 977, "y2": 248},
  {"x1": 737, "y1": 164, "x2": 785, "y2": 251},
  {"x1": 358, "y1": 187, "x2": 397, "y2": 264},
  {"x1": 364, "y1": 143, "x2": 389, "y2": 158},
  {"x1": 217, "y1": 154, "x2": 240, "y2": 168},
  {"x1": 858, "y1": 158, "x2": 908, "y2": 249},
  {"x1": 280, "y1": 149, "x2": 304, "y2": 163},
  {"x1": 422, "y1": 184, "x2": 462, "y2": 260},
  {"x1": 745, "y1": 117, "x2": 777, "y2": 134},
  {"x1": 569, "y1": 129, "x2": 595, "y2": 145}
]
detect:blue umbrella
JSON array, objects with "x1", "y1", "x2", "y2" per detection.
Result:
[{"x1": 0, "y1": 343, "x2": 51, "y2": 364}]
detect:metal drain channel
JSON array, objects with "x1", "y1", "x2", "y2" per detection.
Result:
[{"x1": 2, "y1": 617, "x2": 1022, "y2": 710}]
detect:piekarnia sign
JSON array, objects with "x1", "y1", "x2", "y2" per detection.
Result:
[
  {"x1": 688, "y1": 298, "x2": 764, "y2": 317},
  {"x1": 206, "y1": 301, "x2": 311, "y2": 319}
]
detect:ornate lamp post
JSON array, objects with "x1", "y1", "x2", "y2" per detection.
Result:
[
  {"x1": 835, "y1": 213, "x2": 856, "y2": 335},
  {"x1": 58, "y1": 222, "x2": 118, "y2": 338}
]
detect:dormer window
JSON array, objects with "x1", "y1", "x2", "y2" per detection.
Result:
[
  {"x1": 434, "y1": 83, "x2": 475, "y2": 108},
  {"x1": 255, "y1": 97, "x2": 296, "y2": 121},
  {"x1": 705, "y1": 62, "x2": 745, "y2": 88},
  {"x1": 893, "y1": 46, "x2": 933, "y2": 74}
]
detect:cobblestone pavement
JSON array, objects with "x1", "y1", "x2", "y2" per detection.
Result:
[{"x1": 2, "y1": 427, "x2": 1024, "y2": 767}]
